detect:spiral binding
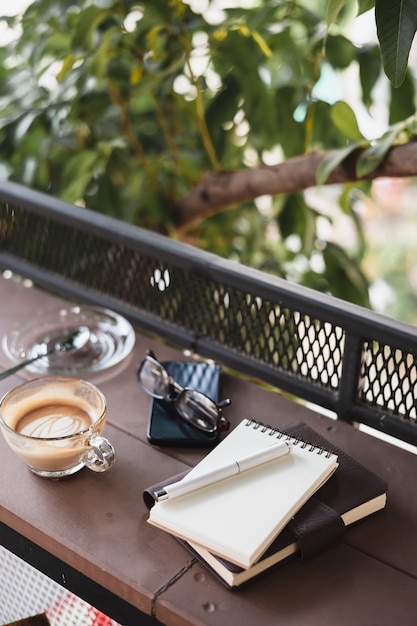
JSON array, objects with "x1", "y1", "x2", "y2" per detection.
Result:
[{"x1": 244, "y1": 419, "x2": 333, "y2": 458}]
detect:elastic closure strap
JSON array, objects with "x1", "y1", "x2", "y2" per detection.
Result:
[{"x1": 288, "y1": 498, "x2": 345, "y2": 560}]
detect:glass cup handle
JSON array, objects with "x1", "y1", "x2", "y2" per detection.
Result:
[{"x1": 82, "y1": 435, "x2": 115, "y2": 472}]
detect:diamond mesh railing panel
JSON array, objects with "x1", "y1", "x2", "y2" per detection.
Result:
[
  {"x1": 0, "y1": 199, "x2": 345, "y2": 397},
  {"x1": 1, "y1": 181, "x2": 417, "y2": 444},
  {"x1": 359, "y1": 341, "x2": 417, "y2": 422}
]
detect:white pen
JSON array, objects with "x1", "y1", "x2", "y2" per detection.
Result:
[{"x1": 154, "y1": 440, "x2": 292, "y2": 502}]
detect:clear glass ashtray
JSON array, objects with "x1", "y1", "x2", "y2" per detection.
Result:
[{"x1": 2, "y1": 305, "x2": 136, "y2": 376}]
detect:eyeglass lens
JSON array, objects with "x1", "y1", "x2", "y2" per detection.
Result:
[
  {"x1": 139, "y1": 358, "x2": 170, "y2": 399},
  {"x1": 177, "y1": 389, "x2": 219, "y2": 432}
]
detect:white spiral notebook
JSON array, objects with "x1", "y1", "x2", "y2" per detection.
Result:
[{"x1": 148, "y1": 419, "x2": 338, "y2": 568}]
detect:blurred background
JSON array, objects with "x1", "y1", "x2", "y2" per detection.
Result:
[{"x1": 1, "y1": 1, "x2": 417, "y2": 325}]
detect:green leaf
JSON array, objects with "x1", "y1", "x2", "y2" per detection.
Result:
[
  {"x1": 72, "y1": 6, "x2": 111, "y2": 50},
  {"x1": 60, "y1": 151, "x2": 100, "y2": 201},
  {"x1": 389, "y1": 70, "x2": 416, "y2": 124},
  {"x1": 356, "y1": 126, "x2": 402, "y2": 177},
  {"x1": 402, "y1": 114, "x2": 417, "y2": 137},
  {"x1": 214, "y1": 29, "x2": 278, "y2": 149},
  {"x1": 275, "y1": 87, "x2": 306, "y2": 157},
  {"x1": 357, "y1": 0, "x2": 375, "y2": 15},
  {"x1": 322, "y1": 241, "x2": 370, "y2": 307},
  {"x1": 278, "y1": 194, "x2": 316, "y2": 257},
  {"x1": 327, "y1": 0, "x2": 357, "y2": 27},
  {"x1": 325, "y1": 34, "x2": 357, "y2": 69},
  {"x1": 358, "y1": 45, "x2": 382, "y2": 108},
  {"x1": 316, "y1": 141, "x2": 366, "y2": 185},
  {"x1": 57, "y1": 53, "x2": 74, "y2": 82},
  {"x1": 375, "y1": 0, "x2": 417, "y2": 87},
  {"x1": 206, "y1": 76, "x2": 240, "y2": 160},
  {"x1": 13, "y1": 111, "x2": 39, "y2": 143},
  {"x1": 326, "y1": 0, "x2": 346, "y2": 27},
  {"x1": 330, "y1": 101, "x2": 364, "y2": 141},
  {"x1": 338, "y1": 185, "x2": 368, "y2": 260}
]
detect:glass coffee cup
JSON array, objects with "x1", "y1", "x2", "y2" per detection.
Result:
[{"x1": 0, "y1": 376, "x2": 115, "y2": 478}]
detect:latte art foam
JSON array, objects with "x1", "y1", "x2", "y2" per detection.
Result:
[{"x1": 16, "y1": 404, "x2": 92, "y2": 438}]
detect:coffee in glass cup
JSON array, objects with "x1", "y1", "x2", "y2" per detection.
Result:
[{"x1": 0, "y1": 376, "x2": 115, "y2": 478}]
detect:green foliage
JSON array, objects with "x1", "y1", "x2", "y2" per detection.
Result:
[
  {"x1": 0, "y1": 0, "x2": 415, "y2": 312},
  {"x1": 358, "y1": 45, "x2": 382, "y2": 108},
  {"x1": 375, "y1": 0, "x2": 417, "y2": 87}
]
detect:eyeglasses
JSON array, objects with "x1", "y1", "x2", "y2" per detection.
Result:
[{"x1": 137, "y1": 351, "x2": 231, "y2": 434}]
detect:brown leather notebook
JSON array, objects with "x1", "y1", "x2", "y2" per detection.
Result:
[{"x1": 144, "y1": 422, "x2": 387, "y2": 589}]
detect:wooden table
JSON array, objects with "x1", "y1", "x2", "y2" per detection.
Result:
[{"x1": 1, "y1": 273, "x2": 417, "y2": 626}]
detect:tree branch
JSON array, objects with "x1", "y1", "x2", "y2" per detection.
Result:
[{"x1": 174, "y1": 140, "x2": 417, "y2": 228}]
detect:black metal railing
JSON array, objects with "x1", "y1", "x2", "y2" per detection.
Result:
[{"x1": 1, "y1": 181, "x2": 417, "y2": 445}]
